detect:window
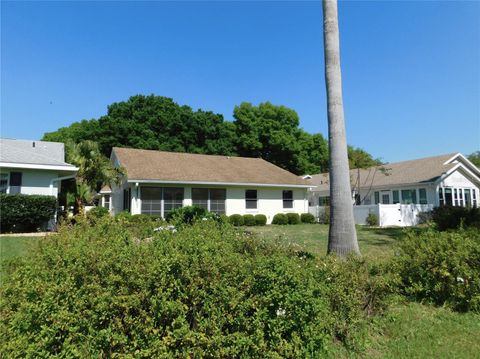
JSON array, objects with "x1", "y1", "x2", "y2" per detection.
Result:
[
  {"x1": 103, "y1": 195, "x2": 111, "y2": 210},
  {"x1": 0, "y1": 173, "x2": 8, "y2": 193},
  {"x1": 473, "y1": 189, "x2": 477, "y2": 208},
  {"x1": 141, "y1": 187, "x2": 162, "y2": 216},
  {"x1": 192, "y1": 188, "x2": 226, "y2": 214},
  {"x1": 401, "y1": 189, "x2": 417, "y2": 204},
  {"x1": 192, "y1": 188, "x2": 209, "y2": 211},
  {"x1": 374, "y1": 191, "x2": 380, "y2": 205},
  {"x1": 464, "y1": 189, "x2": 471, "y2": 208},
  {"x1": 9, "y1": 172, "x2": 22, "y2": 194},
  {"x1": 443, "y1": 188, "x2": 452, "y2": 206},
  {"x1": 439, "y1": 188, "x2": 444, "y2": 206},
  {"x1": 283, "y1": 190, "x2": 293, "y2": 208},
  {"x1": 123, "y1": 188, "x2": 132, "y2": 212},
  {"x1": 245, "y1": 190, "x2": 257, "y2": 209},
  {"x1": 319, "y1": 196, "x2": 330, "y2": 206},
  {"x1": 454, "y1": 189, "x2": 459, "y2": 206},
  {"x1": 392, "y1": 190, "x2": 399, "y2": 204},
  {"x1": 419, "y1": 188, "x2": 427, "y2": 205},
  {"x1": 381, "y1": 193, "x2": 390, "y2": 204},
  {"x1": 163, "y1": 188, "x2": 184, "y2": 218}
]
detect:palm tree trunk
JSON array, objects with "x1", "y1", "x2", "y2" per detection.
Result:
[{"x1": 323, "y1": 0, "x2": 360, "y2": 257}]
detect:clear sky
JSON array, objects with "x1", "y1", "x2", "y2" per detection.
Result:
[{"x1": 1, "y1": 1, "x2": 479, "y2": 163}]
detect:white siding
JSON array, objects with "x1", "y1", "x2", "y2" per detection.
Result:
[
  {"x1": 0, "y1": 168, "x2": 61, "y2": 197},
  {"x1": 112, "y1": 183, "x2": 309, "y2": 223}
]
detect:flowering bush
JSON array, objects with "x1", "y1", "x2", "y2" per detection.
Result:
[{"x1": 0, "y1": 219, "x2": 389, "y2": 357}]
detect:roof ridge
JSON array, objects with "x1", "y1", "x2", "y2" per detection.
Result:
[{"x1": 113, "y1": 147, "x2": 264, "y2": 161}]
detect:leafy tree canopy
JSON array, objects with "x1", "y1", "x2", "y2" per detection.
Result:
[
  {"x1": 42, "y1": 95, "x2": 377, "y2": 175},
  {"x1": 467, "y1": 151, "x2": 480, "y2": 168}
]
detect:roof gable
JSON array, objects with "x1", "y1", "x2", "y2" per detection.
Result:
[{"x1": 113, "y1": 147, "x2": 309, "y2": 187}]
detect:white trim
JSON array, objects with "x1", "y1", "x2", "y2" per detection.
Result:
[
  {"x1": 0, "y1": 162, "x2": 78, "y2": 172},
  {"x1": 127, "y1": 179, "x2": 311, "y2": 188},
  {"x1": 443, "y1": 153, "x2": 480, "y2": 176},
  {"x1": 49, "y1": 174, "x2": 76, "y2": 196},
  {"x1": 435, "y1": 163, "x2": 480, "y2": 187}
]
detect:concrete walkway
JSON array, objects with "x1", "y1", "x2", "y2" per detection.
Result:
[{"x1": 0, "y1": 232, "x2": 55, "y2": 237}]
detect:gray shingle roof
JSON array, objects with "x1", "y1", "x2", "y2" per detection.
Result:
[
  {"x1": 307, "y1": 153, "x2": 460, "y2": 191},
  {"x1": 0, "y1": 139, "x2": 75, "y2": 167}
]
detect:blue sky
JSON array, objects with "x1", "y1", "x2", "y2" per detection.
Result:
[{"x1": 1, "y1": 1, "x2": 479, "y2": 163}]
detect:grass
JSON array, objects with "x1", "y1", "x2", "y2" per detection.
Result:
[
  {"x1": 369, "y1": 301, "x2": 480, "y2": 358},
  {"x1": 246, "y1": 224, "x2": 413, "y2": 261},
  {"x1": 0, "y1": 236, "x2": 39, "y2": 282},
  {"x1": 246, "y1": 223, "x2": 480, "y2": 358}
]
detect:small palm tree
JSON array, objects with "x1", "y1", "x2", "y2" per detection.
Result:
[{"x1": 66, "y1": 140, "x2": 124, "y2": 215}]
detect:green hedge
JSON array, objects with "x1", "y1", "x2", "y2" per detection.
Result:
[
  {"x1": 394, "y1": 228, "x2": 480, "y2": 312},
  {"x1": 300, "y1": 213, "x2": 315, "y2": 224},
  {"x1": 272, "y1": 213, "x2": 288, "y2": 225},
  {"x1": 0, "y1": 219, "x2": 390, "y2": 356},
  {"x1": 0, "y1": 193, "x2": 57, "y2": 233},
  {"x1": 254, "y1": 214, "x2": 267, "y2": 226},
  {"x1": 229, "y1": 214, "x2": 244, "y2": 226},
  {"x1": 431, "y1": 206, "x2": 480, "y2": 231},
  {"x1": 243, "y1": 214, "x2": 256, "y2": 226},
  {"x1": 286, "y1": 213, "x2": 300, "y2": 225}
]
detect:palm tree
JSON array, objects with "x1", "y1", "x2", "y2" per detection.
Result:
[
  {"x1": 323, "y1": 0, "x2": 360, "y2": 257},
  {"x1": 66, "y1": 140, "x2": 124, "y2": 215}
]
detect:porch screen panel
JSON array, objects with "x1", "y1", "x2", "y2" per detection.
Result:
[
  {"x1": 192, "y1": 188, "x2": 209, "y2": 211},
  {"x1": 209, "y1": 189, "x2": 226, "y2": 214},
  {"x1": 444, "y1": 188, "x2": 452, "y2": 206},
  {"x1": 419, "y1": 189, "x2": 427, "y2": 205},
  {"x1": 141, "y1": 187, "x2": 162, "y2": 216},
  {"x1": 164, "y1": 187, "x2": 184, "y2": 217}
]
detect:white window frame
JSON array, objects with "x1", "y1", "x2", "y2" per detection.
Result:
[{"x1": 192, "y1": 188, "x2": 226, "y2": 214}]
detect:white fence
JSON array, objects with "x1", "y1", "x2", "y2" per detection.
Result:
[{"x1": 309, "y1": 204, "x2": 434, "y2": 227}]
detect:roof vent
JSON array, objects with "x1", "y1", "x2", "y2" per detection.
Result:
[{"x1": 32, "y1": 141, "x2": 36, "y2": 148}]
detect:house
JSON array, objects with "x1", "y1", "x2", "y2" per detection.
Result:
[
  {"x1": 0, "y1": 139, "x2": 78, "y2": 197},
  {"x1": 102, "y1": 147, "x2": 311, "y2": 223},
  {"x1": 307, "y1": 153, "x2": 480, "y2": 226}
]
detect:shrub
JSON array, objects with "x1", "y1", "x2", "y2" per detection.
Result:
[
  {"x1": 272, "y1": 213, "x2": 288, "y2": 225},
  {"x1": 318, "y1": 207, "x2": 330, "y2": 224},
  {"x1": 366, "y1": 213, "x2": 379, "y2": 227},
  {"x1": 431, "y1": 206, "x2": 480, "y2": 231},
  {"x1": 229, "y1": 214, "x2": 244, "y2": 226},
  {"x1": 286, "y1": 213, "x2": 300, "y2": 225},
  {"x1": 300, "y1": 213, "x2": 315, "y2": 224},
  {"x1": 394, "y1": 228, "x2": 480, "y2": 312},
  {"x1": 243, "y1": 214, "x2": 256, "y2": 226},
  {"x1": 0, "y1": 220, "x2": 390, "y2": 357},
  {"x1": 166, "y1": 205, "x2": 207, "y2": 225},
  {"x1": 254, "y1": 214, "x2": 267, "y2": 226},
  {"x1": 417, "y1": 210, "x2": 433, "y2": 225},
  {"x1": 0, "y1": 193, "x2": 57, "y2": 233},
  {"x1": 86, "y1": 206, "x2": 109, "y2": 224}
]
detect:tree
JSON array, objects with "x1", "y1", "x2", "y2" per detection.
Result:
[
  {"x1": 323, "y1": 0, "x2": 360, "y2": 257},
  {"x1": 65, "y1": 140, "x2": 124, "y2": 214},
  {"x1": 348, "y1": 146, "x2": 382, "y2": 169},
  {"x1": 467, "y1": 151, "x2": 480, "y2": 168},
  {"x1": 233, "y1": 102, "x2": 329, "y2": 174}
]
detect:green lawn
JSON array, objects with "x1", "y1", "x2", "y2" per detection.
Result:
[
  {"x1": 246, "y1": 224, "x2": 410, "y2": 261},
  {"x1": 247, "y1": 224, "x2": 480, "y2": 358},
  {"x1": 1, "y1": 236, "x2": 39, "y2": 282}
]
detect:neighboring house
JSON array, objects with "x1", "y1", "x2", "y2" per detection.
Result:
[
  {"x1": 0, "y1": 139, "x2": 78, "y2": 198},
  {"x1": 100, "y1": 147, "x2": 310, "y2": 223},
  {"x1": 307, "y1": 153, "x2": 480, "y2": 226}
]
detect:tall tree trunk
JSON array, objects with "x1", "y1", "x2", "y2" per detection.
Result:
[{"x1": 323, "y1": 0, "x2": 360, "y2": 257}]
